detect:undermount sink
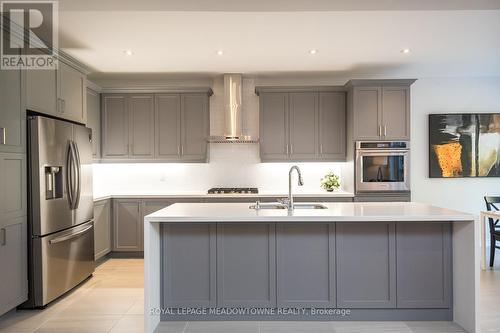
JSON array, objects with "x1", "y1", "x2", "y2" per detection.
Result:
[{"x1": 249, "y1": 203, "x2": 327, "y2": 210}]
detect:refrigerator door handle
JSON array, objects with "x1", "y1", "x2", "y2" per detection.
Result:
[
  {"x1": 48, "y1": 224, "x2": 93, "y2": 244},
  {"x1": 73, "y1": 141, "x2": 81, "y2": 209},
  {"x1": 66, "y1": 142, "x2": 74, "y2": 208}
]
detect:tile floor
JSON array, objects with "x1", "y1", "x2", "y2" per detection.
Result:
[{"x1": 0, "y1": 258, "x2": 498, "y2": 333}]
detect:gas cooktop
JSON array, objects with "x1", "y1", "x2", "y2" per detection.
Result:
[{"x1": 207, "y1": 187, "x2": 259, "y2": 194}]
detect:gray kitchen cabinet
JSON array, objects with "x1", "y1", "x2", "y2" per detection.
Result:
[
  {"x1": 113, "y1": 199, "x2": 142, "y2": 252},
  {"x1": 276, "y1": 223, "x2": 335, "y2": 307},
  {"x1": 347, "y1": 80, "x2": 414, "y2": 141},
  {"x1": 141, "y1": 200, "x2": 173, "y2": 251},
  {"x1": 26, "y1": 66, "x2": 58, "y2": 116},
  {"x1": 102, "y1": 94, "x2": 129, "y2": 158},
  {"x1": 259, "y1": 92, "x2": 289, "y2": 161},
  {"x1": 319, "y1": 92, "x2": 346, "y2": 160},
  {"x1": 86, "y1": 88, "x2": 101, "y2": 159},
  {"x1": 336, "y1": 222, "x2": 396, "y2": 308},
  {"x1": 258, "y1": 89, "x2": 346, "y2": 162},
  {"x1": 351, "y1": 86, "x2": 382, "y2": 140},
  {"x1": 382, "y1": 86, "x2": 410, "y2": 140},
  {"x1": 102, "y1": 92, "x2": 209, "y2": 162},
  {"x1": 0, "y1": 154, "x2": 26, "y2": 221},
  {"x1": 396, "y1": 222, "x2": 452, "y2": 308},
  {"x1": 94, "y1": 200, "x2": 111, "y2": 260},
  {"x1": 217, "y1": 223, "x2": 276, "y2": 307},
  {"x1": 142, "y1": 200, "x2": 172, "y2": 217},
  {"x1": 0, "y1": 62, "x2": 25, "y2": 153},
  {"x1": 181, "y1": 94, "x2": 209, "y2": 161},
  {"x1": 155, "y1": 94, "x2": 181, "y2": 159},
  {"x1": 58, "y1": 62, "x2": 86, "y2": 124},
  {"x1": 162, "y1": 223, "x2": 216, "y2": 307},
  {"x1": 26, "y1": 56, "x2": 87, "y2": 124},
  {"x1": 0, "y1": 216, "x2": 28, "y2": 316},
  {"x1": 129, "y1": 94, "x2": 155, "y2": 159},
  {"x1": 289, "y1": 92, "x2": 318, "y2": 160}
]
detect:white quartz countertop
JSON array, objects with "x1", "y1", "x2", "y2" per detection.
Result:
[
  {"x1": 93, "y1": 190, "x2": 354, "y2": 201},
  {"x1": 144, "y1": 202, "x2": 476, "y2": 223}
]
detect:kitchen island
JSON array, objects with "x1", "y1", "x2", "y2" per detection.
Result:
[{"x1": 144, "y1": 202, "x2": 478, "y2": 333}]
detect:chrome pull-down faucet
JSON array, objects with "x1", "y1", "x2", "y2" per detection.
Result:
[{"x1": 288, "y1": 165, "x2": 304, "y2": 211}]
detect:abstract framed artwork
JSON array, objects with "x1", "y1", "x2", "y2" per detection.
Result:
[{"x1": 429, "y1": 113, "x2": 500, "y2": 178}]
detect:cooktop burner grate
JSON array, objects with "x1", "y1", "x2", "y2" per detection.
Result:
[{"x1": 207, "y1": 187, "x2": 259, "y2": 194}]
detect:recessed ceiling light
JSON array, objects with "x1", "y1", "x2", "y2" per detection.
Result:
[
  {"x1": 400, "y1": 48, "x2": 411, "y2": 54},
  {"x1": 309, "y1": 49, "x2": 318, "y2": 55},
  {"x1": 124, "y1": 50, "x2": 133, "y2": 56},
  {"x1": 216, "y1": 50, "x2": 224, "y2": 56}
]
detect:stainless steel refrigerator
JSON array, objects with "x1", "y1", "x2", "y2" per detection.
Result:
[{"x1": 24, "y1": 115, "x2": 94, "y2": 308}]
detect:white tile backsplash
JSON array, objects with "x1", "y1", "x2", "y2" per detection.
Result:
[{"x1": 93, "y1": 143, "x2": 344, "y2": 197}]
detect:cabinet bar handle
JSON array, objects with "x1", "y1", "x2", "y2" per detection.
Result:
[
  {"x1": 378, "y1": 125, "x2": 382, "y2": 137},
  {"x1": 320, "y1": 144, "x2": 323, "y2": 155},
  {"x1": 383, "y1": 125, "x2": 387, "y2": 137},
  {"x1": 177, "y1": 145, "x2": 180, "y2": 156},
  {"x1": 290, "y1": 144, "x2": 293, "y2": 155},
  {"x1": 1, "y1": 228, "x2": 6, "y2": 246},
  {"x1": 0, "y1": 127, "x2": 5, "y2": 145},
  {"x1": 286, "y1": 144, "x2": 289, "y2": 155},
  {"x1": 181, "y1": 145, "x2": 184, "y2": 156}
]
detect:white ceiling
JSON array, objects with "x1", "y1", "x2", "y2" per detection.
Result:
[{"x1": 57, "y1": 7, "x2": 500, "y2": 77}]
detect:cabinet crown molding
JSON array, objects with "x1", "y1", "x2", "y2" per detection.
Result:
[
  {"x1": 100, "y1": 86, "x2": 213, "y2": 96},
  {"x1": 255, "y1": 86, "x2": 346, "y2": 96},
  {"x1": 344, "y1": 79, "x2": 417, "y2": 88}
]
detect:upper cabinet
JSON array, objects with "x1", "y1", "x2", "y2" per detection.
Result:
[
  {"x1": 257, "y1": 87, "x2": 346, "y2": 162},
  {"x1": 259, "y1": 92, "x2": 289, "y2": 161},
  {"x1": 102, "y1": 91, "x2": 210, "y2": 162},
  {"x1": 128, "y1": 94, "x2": 155, "y2": 159},
  {"x1": 155, "y1": 94, "x2": 181, "y2": 160},
  {"x1": 27, "y1": 57, "x2": 87, "y2": 124},
  {"x1": 102, "y1": 94, "x2": 129, "y2": 158},
  {"x1": 347, "y1": 79, "x2": 415, "y2": 141},
  {"x1": 58, "y1": 62, "x2": 86, "y2": 124},
  {"x1": 181, "y1": 94, "x2": 209, "y2": 161},
  {"x1": 86, "y1": 87, "x2": 101, "y2": 159},
  {"x1": 0, "y1": 53, "x2": 25, "y2": 153}
]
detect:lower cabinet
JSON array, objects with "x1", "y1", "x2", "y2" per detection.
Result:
[
  {"x1": 336, "y1": 222, "x2": 396, "y2": 308},
  {"x1": 94, "y1": 200, "x2": 111, "y2": 260},
  {"x1": 0, "y1": 216, "x2": 28, "y2": 315},
  {"x1": 113, "y1": 200, "x2": 142, "y2": 252},
  {"x1": 162, "y1": 224, "x2": 216, "y2": 307},
  {"x1": 157, "y1": 221, "x2": 453, "y2": 310},
  {"x1": 276, "y1": 223, "x2": 335, "y2": 307},
  {"x1": 396, "y1": 222, "x2": 452, "y2": 308},
  {"x1": 217, "y1": 223, "x2": 276, "y2": 307}
]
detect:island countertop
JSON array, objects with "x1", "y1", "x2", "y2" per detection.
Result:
[{"x1": 144, "y1": 202, "x2": 476, "y2": 223}]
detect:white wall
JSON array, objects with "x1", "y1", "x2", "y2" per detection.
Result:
[
  {"x1": 93, "y1": 144, "x2": 343, "y2": 197},
  {"x1": 411, "y1": 77, "x2": 500, "y2": 214}
]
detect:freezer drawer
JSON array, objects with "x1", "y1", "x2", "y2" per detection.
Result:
[{"x1": 32, "y1": 221, "x2": 95, "y2": 306}]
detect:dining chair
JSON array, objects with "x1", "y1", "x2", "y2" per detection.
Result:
[{"x1": 484, "y1": 196, "x2": 500, "y2": 267}]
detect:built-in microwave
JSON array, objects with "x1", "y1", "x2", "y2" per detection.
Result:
[{"x1": 355, "y1": 141, "x2": 410, "y2": 193}]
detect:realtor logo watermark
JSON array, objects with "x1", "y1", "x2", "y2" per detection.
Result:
[{"x1": 1, "y1": 1, "x2": 58, "y2": 69}]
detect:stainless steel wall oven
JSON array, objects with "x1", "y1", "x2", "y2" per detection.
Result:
[{"x1": 355, "y1": 141, "x2": 410, "y2": 193}]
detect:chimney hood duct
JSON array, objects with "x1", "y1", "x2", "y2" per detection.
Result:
[{"x1": 209, "y1": 74, "x2": 258, "y2": 143}]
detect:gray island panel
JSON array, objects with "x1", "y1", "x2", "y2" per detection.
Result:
[
  {"x1": 161, "y1": 223, "x2": 216, "y2": 307},
  {"x1": 336, "y1": 222, "x2": 396, "y2": 308},
  {"x1": 216, "y1": 223, "x2": 276, "y2": 307},
  {"x1": 276, "y1": 223, "x2": 336, "y2": 307}
]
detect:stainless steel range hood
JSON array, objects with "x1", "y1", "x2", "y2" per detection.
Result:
[{"x1": 209, "y1": 74, "x2": 258, "y2": 143}]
